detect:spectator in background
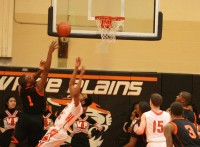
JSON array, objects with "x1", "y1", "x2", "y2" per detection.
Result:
[
  {"x1": 0, "y1": 96, "x2": 20, "y2": 147},
  {"x1": 42, "y1": 101, "x2": 56, "y2": 137}
]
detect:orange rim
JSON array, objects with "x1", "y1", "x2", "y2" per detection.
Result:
[{"x1": 95, "y1": 16, "x2": 125, "y2": 28}]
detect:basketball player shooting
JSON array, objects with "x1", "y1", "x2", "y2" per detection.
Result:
[
  {"x1": 9, "y1": 41, "x2": 58, "y2": 147},
  {"x1": 37, "y1": 57, "x2": 84, "y2": 147}
]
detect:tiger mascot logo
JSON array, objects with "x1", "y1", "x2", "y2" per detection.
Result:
[{"x1": 47, "y1": 97, "x2": 112, "y2": 147}]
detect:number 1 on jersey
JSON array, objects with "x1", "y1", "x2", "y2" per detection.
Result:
[
  {"x1": 27, "y1": 95, "x2": 34, "y2": 106},
  {"x1": 153, "y1": 120, "x2": 164, "y2": 133}
]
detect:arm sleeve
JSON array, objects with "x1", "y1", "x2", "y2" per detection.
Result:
[
  {"x1": 87, "y1": 116, "x2": 103, "y2": 131},
  {"x1": 87, "y1": 116, "x2": 97, "y2": 125},
  {"x1": 87, "y1": 116, "x2": 104, "y2": 137}
]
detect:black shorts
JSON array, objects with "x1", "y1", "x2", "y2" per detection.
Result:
[
  {"x1": 71, "y1": 133, "x2": 90, "y2": 147},
  {"x1": 12, "y1": 112, "x2": 44, "y2": 146}
]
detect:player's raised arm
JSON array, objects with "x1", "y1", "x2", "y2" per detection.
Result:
[
  {"x1": 74, "y1": 66, "x2": 85, "y2": 100},
  {"x1": 164, "y1": 123, "x2": 174, "y2": 147},
  {"x1": 69, "y1": 57, "x2": 85, "y2": 107},
  {"x1": 70, "y1": 63, "x2": 85, "y2": 107},
  {"x1": 37, "y1": 41, "x2": 58, "y2": 93},
  {"x1": 134, "y1": 113, "x2": 146, "y2": 135},
  {"x1": 32, "y1": 60, "x2": 46, "y2": 81},
  {"x1": 69, "y1": 57, "x2": 81, "y2": 96}
]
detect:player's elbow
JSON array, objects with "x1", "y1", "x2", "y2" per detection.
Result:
[
  {"x1": 135, "y1": 127, "x2": 144, "y2": 135},
  {"x1": 136, "y1": 130, "x2": 144, "y2": 135}
]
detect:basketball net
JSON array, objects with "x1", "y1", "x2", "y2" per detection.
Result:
[{"x1": 95, "y1": 16, "x2": 125, "y2": 42}]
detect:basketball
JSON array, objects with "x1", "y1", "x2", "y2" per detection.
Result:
[{"x1": 57, "y1": 22, "x2": 71, "y2": 37}]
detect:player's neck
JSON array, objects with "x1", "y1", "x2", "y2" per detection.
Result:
[
  {"x1": 172, "y1": 116, "x2": 183, "y2": 120},
  {"x1": 151, "y1": 106, "x2": 160, "y2": 112}
]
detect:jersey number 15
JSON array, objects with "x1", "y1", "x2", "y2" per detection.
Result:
[{"x1": 153, "y1": 120, "x2": 164, "y2": 133}]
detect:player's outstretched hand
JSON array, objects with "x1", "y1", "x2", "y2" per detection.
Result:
[
  {"x1": 75, "y1": 57, "x2": 82, "y2": 68},
  {"x1": 39, "y1": 60, "x2": 46, "y2": 70},
  {"x1": 49, "y1": 41, "x2": 58, "y2": 53}
]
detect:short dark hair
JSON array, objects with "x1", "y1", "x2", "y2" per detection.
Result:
[
  {"x1": 170, "y1": 102, "x2": 183, "y2": 116},
  {"x1": 82, "y1": 94, "x2": 93, "y2": 107},
  {"x1": 18, "y1": 74, "x2": 26, "y2": 88},
  {"x1": 150, "y1": 93, "x2": 163, "y2": 107},
  {"x1": 180, "y1": 91, "x2": 191, "y2": 105},
  {"x1": 139, "y1": 101, "x2": 150, "y2": 114}
]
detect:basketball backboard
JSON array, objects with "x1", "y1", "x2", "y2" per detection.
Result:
[{"x1": 48, "y1": 0, "x2": 162, "y2": 40}]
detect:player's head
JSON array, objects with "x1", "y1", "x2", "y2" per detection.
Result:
[
  {"x1": 130, "y1": 102, "x2": 139, "y2": 118},
  {"x1": 150, "y1": 93, "x2": 163, "y2": 108},
  {"x1": 170, "y1": 102, "x2": 183, "y2": 118},
  {"x1": 80, "y1": 94, "x2": 93, "y2": 113},
  {"x1": 138, "y1": 101, "x2": 150, "y2": 116},
  {"x1": 5, "y1": 95, "x2": 17, "y2": 109},
  {"x1": 18, "y1": 74, "x2": 35, "y2": 88},
  {"x1": 176, "y1": 91, "x2": 191, "y2": 106}
]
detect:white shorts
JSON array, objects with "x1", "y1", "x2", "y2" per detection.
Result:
[
  {"x1": 37, "y1": 102, "x2": 82, "y2": 147},
  {"x1": 37, "y1": 126, "x2": 67, "y2": 147},
  {"x1": 147, "y1": 142, "x2": 166, "y2": 147}
]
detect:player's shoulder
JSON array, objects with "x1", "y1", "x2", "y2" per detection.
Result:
[
  {"x1": 142, "y1": 110, "x2": 151, "y2": 117},
  {"x1": 143, "y1": 110, "x2": 151, "y2": 115},
  {"x1": 162, "y1": 111, "x2": 171, "y2": 120},
  {"x1": 163, "y1": 111, "x2": 170, "y2": 115}
]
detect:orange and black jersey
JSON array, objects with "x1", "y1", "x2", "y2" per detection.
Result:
[
  {"x1": 170, "y1": 118, "x2": 200, "y2": 147},
  {"x1": 131, "y1": 119, "x2": 146, "y2": 147},
  {"x1": 183, "y1": 107, "x2": 197, "y2": 125},
  {"x1": 19, "y1": 86, "x2": 45, "y2": 114}
]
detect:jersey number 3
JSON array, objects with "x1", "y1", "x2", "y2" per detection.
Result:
[
  {"x1": 153, "y1": 120, "x2": 164, "y2": 133},
  {"x1": 185, "y1": 125, "x2": 197, "y2": 139}
]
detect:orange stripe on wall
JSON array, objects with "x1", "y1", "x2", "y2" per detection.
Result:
[{"x1": 0, "y1": 71, "x2": 157, "y2": 82}]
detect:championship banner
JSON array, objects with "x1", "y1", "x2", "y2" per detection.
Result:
[{"x1": 0, "y1": 66, "x2": 161, "y2": 147}]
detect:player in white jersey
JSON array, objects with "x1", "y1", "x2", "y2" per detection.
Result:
[
  {"x1": 37, "y1": 57, "x2": 85, "y2": 147},
  {"x1": 134, "y1": 93, "x2": 171, "y2": 147}
]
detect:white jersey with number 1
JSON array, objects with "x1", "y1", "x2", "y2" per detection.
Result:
[{"x1": 144, "y1": 110, "x2": 170, "y2": 147}]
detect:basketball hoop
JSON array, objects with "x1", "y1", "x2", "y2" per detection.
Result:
[{"x1": 95, "y1": 16, "x2": 125, "y2": 42}]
